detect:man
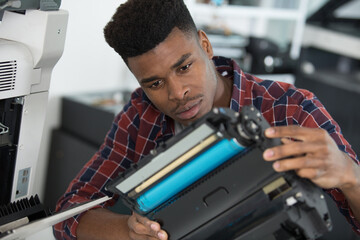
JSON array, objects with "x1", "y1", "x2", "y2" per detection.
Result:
[{"x1": 54, "y1": 0, "x2": 360, "y2": 239}]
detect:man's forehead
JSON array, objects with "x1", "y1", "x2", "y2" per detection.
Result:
[{"x1": 127, "y1": 29, "x2": 198, "y2": 76}]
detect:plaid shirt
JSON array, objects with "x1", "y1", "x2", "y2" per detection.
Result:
[{"x1": 54, "y1": 56, "x2": 360, "y2": 239}]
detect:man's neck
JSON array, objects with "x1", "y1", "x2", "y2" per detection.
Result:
[{"x1": 213, "y1": 73, "x2": 233, "y2": 108}]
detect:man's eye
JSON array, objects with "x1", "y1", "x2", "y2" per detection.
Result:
[
  {"x1": 150, "y1": 80, "x2": 163, "y2": 89},
  {"x1": 180, "y1": 63, "x2": 192, "y2": 71}
]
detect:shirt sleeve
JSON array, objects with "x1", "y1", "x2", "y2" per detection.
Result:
[
  {"x1": 53, "y1": 93, "x2": 142, "y2": 239},
  {"x1": 291, "y1": 88, "x2": 360, "y2": 234}
]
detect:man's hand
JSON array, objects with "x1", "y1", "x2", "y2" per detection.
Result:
[
  {"x1": 262, "y1": 125, "x2": 359, "y2": 191},
  {"x1": 128, "y1": 212, "x2": 168, "y2": 240}
]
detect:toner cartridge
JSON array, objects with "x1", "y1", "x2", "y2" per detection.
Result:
[{"x1": 107, "y1": 106, "x2": 332, "y2": 240}]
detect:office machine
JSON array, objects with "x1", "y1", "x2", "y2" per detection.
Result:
[
  {"x1": 0, "y1": 0, "x2": 68, "y2": 209},
  {"x1": 107, "y1": 106, "x2": 332, "y2": 240}
]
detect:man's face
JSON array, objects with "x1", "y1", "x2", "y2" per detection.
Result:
[{"x1": 128, "y1": 28, "x2": 224, "y2": 126}]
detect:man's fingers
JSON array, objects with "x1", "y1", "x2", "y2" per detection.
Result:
[
  {"x1": 263, "y1": 141, "x2": 322, "y2": 162},
  {"x1": 134, "y1": 212, "x2": 161, "y2": 231},
  {"x1": 133, "y1": 212, "x2": 150, "y2": 226},
  {"x1": 128, "y1": 213, "x2": 148, "y2": 235},
  {"x1": 157, "y1": 230, "x2": 168, "y2": 240},
  {"x1": 270, "y1": 156, "x2": 323, "y2": 172},
  {"x1": 270, "y1": 156, "x2": 326, "y2": 181},
  {"x1": 296, "y1": 168, "x2": 325, "y2": 180},
  {"x1": 281, "y1": 137, "x2": 293, "y2": 144},
  {"x1": 129, "y1": 212, "x2": 167, "y2": 240},
  {"x1": 263, "y1": 125, "x2": 356, "y2": 190},
  {"x1": 129, "y1": 231, "x2": 161, "y2": 240},
  {"x1": 265, "y1": 125, "x2": 327, "y2": 142}
]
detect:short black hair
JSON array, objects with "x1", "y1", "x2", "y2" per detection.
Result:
[{"x1": 104, "y1": 0, "x2": 197, "y2": 64}]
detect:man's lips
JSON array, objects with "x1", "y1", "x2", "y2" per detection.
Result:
[{"x1": 175, "y1": 100, "x2": 201, "y2": 120}]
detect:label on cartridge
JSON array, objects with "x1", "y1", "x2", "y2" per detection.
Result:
[{"x1": 136, "y1": 138, "x2": 245, "y2": 213}]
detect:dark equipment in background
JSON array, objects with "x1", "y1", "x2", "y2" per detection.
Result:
[
  {"x1": 296, "y1": 1, "x2": 360, "y2": 238},
  {"x1": 245, "y1": 37, "x2": 297, "y2": 75},
  {"x1": 44, "y1": 91, "x2": 131, "y2": 212},
  {"x1": 296, "y1": 0, "x2": 360, "y2": 156}
]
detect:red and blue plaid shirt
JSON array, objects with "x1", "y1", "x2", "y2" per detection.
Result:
[{"x1": 54, "y1": 56, "x2": 359, "y2": 239}]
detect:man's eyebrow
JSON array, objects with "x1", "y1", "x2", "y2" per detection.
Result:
[
  {"x1": 140, "y1": 76, "x2": 159, "y2": 84},
  {"x1": 140, "y1": 53, "x2": 192, "y2": 84},
  {"x1": 171, "y1": 53, "x2": 192, "y2": 69}
]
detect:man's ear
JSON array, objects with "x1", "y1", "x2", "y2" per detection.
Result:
[{"x1": 197, "y1": 30, "x2": 213, "y2": 59}]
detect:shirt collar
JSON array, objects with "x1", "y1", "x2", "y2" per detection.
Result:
[{"x1": 212, "y1": 56, "x2": 243, "y2": 113}]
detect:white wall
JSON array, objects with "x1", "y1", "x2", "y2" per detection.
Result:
[{"x1": 34, "y1": 0, "x2": 138, "y2": 201}]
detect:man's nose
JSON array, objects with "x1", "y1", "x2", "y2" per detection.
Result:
[{"x1": 167, "y1": 76, "x2": 190, "y2": 101}]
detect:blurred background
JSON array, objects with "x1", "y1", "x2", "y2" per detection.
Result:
[
  {"x1": 1, "y1": 0, "x2": 359, "y2": 239},
  {"x1": 44, "y1": 0, "x2": 360, "y2": 238},
  {"x1": 42, "y1": 1, "x2": 360, "y2": 239}
]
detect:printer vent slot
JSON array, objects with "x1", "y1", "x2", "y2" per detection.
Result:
[{"x1": 0, "y1": 61, "x2": 17, "y2": 92}]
